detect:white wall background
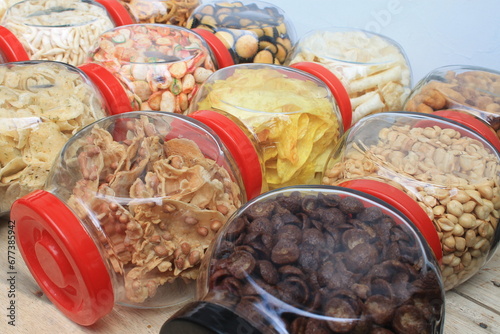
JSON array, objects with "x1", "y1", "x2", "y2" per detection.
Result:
[{"x1": 268, "y1": 0, "x2": 500, "y2": 84}]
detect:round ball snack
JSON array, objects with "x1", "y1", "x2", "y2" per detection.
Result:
[
  {"x1": 193, "y1": 187, "x2": 444, "y2": 334},
  {"x1": 186, "y1": 0, "x2": 295, "y2": 65}
]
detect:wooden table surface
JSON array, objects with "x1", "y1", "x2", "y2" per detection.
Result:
[{"x1": 1, "y1": 216, "x2": 499, "y2": 334}]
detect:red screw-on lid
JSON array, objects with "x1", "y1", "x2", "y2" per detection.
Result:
[
  {"x1": 93, "y1": 0, "x2": 134, "y2": 26},
  {"x1": 0, "y1": 26, "x2": 30, "y2": 62},
  {"x1": 434, "y1": 109, "x2": 500, "y2": 154},
  {"x1": 11, "y1": 190, "x2": 114, "y2": 326},
  {"x1": 339, "y1": 179, "x2": 442, "y2": 261},
  {"x1": 189, "y1": 110, "x2": 263, "y2": 200},
  {"x1": 290, "y1": 61, "x2": 352, "y2": 131},
  {"x1": 78, "y1": 63, "x2": 132, "y2": 115},
  {"x1": 192, "y1": 28, "x2": 235, "y2": 69}
]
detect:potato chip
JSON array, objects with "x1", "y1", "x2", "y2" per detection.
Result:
[
  {"x1": 194, "y1": 67, "x2": 340, "y2": 189},
  {"x1": 0, "y1": 62, "x2": 107, "y2": 212}
]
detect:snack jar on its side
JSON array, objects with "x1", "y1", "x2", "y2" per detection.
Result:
[
  {"x1": 0, "y1": 59, "x2": 132, "y2": 216},
  {"x1": 118, "y1": 0, "x2": 202, "y2": 26},
  {"x1": 186, "y1": 0, "x2": 296, "y2": 66},
  {"x1": 186, "y1": 62, "x2": 353, "y2": 192},
  {"x1": 287, "y1": 27, "x2": 412, "y2": 126},
  {"x1": 86, "y1": 23, "x2": 234, "y2": 113},
  {"x1": 0, "y1": 0, "x2": 134, "y2": 66},
  {"x1": 10, "y1": 110, "x2": 264, "y2": 325},
  {"x1": 404, "y1": 65, "x2": 500, "y2": 140},
  {"x1": 322, "y1": 111, "x2": 500, "y2": 290},
  {"x1": 161, "y1": 185, "x2": 445, "y2": 334}
]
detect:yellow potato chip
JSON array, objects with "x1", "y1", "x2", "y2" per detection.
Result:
[{"x1": 195, "y1": 67, "x2": 340, "y2": 188}]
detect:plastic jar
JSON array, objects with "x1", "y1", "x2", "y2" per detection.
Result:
[
  {"x1": 87, "y1": 23, "x2": 234, "y2": 112},
  {"x1": 322, "y1": 111, "x2": 500, "y2": 290},
  {"x1": 160, "y1": 185, "x2": 445, "y2": 334},
  {"x1": 0, "y1": 0, "x2": 133, "y2": 66},
  {"x1": 186, "y1": 0, "x2": 296, "y2": 66},
  {"x1": 118, "y1": 0, "x2": 201, "y2": 26},
  {"x1": 10, "y1": 110, "x2": 264, "y2": 325},
  {"x1": 0, "y1": 60, "x2": 132, "y2": 215},
  {"x1": 186, "y1": 62, "x2": 352, "y2": 191},
  {"x1": 288, "y1": 27, "x2": 412, "y2": 126},
  {"x1": 404, "y1": 65, "x2": 500, "y2": 140}
]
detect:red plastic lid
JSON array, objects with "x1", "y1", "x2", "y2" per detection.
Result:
[
  {"x1": 78, "y1": 63, "x2": 132, "y2": 115},
  {"x1": 339, "y1": 179, "x2": 442, "y2": 260},
  {"x1": 290, "y1": 61, "x2": 352, "y2": 131},
  {"x1": 192, "y1": 28, "x2": 235, "y2": 69},
  {"x1": 11, "y1": 190, "x2": 114, "y2": 325},
  {"x1": 93, "y1": 0, "x2": 134, "y2": 26},
  {"x1": 0, "y1": 26, "x2": 30, "y2": 62},
  {"x1": 189, "y1": 110, "x2": 262, "y2": 200},
  {"x1": 434, "y1": 109, "x2": 500, "y2": 153}
]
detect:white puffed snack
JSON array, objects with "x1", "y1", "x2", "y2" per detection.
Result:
[
  {"x1": 289, "y1": 29, "x2": 412, "y2": 125},
  {"x1": 2, "y1": 0, "x2": 115, "y2": 66},
  {"x1": 0, "y1": 61, "x2": 107, "y2": 213}
]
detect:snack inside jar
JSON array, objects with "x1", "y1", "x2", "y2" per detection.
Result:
[
  {"x1": 187, "y1": 63, "x2": 346, "y2": 190},
  {"x1": 1, "y1": 0, "x2": 119, "y2": 66},
  {"x1": 186, "y1": 0, "x2": 296, "y2": 65},
  {"x1": 404, "y1": 65, "x2": 500, "y2": 140},
  {"x1": 118, "y1": 0, "x2": 201, "y2": 26},
  {"x1": 288, "y1": 27, "x2": 412, "y2": 125},
  {"x1": 322, "y1": 111, "x2": 500, "y2": 290},
  {"x1": 88, "y1": 23, "x2": 225, "y2": 113},
  {"x1": 161, "y1": 186, "x2": 444, "y2": 334},
  {"x1": 11, "y1": 111, "x2": 248, "y2": 325},
  {"x1": 0, "y1": 60, "x2": 110, "y2": 215}
]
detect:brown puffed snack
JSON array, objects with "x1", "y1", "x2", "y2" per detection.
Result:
[
  {"x1": 65, "y1": 115, "x2": 242, "y2": 303},
  {"x1": 202, "y1": 189, "x2": 444, "y2": 333}
]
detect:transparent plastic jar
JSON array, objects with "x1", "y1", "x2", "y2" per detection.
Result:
[
  {"x1": 160, "y1": 185, "x2": 445, "y2": 334},
  {"x1": 118, "y1": 0, "x2": 201, "y2": 26},
  {"x1": 288, "y1": 27, "x2": 412, "y2": 126},
  {"x1": 0, "y1": 60, "x2": 132, "y2": 215},
  {"x1": 87, "y1": 23, "x2": 234, "y2": 112},
  {"x1": 186, "y1": 62, "x2": 352, "y2": 191},
  {"x1": 186, "y1": 0, "x2": 296, "y2": 65},
  {"x1": 404, "y1": 65, "x2": 500, "y2": 140},
  {"x1": 0, "y1": 0, "x2": 133, "y2": 66},
  {"x1": 322, "y1": 111, "x2": 500, "y2": 290},
  {"x1": 10, "y1": 110, "x2": 264, "y2": 325}
]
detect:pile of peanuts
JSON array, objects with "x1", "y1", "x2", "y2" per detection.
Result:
[
  {"x1": 323, "y1": 122, "x2": 500, "y2": 290},
  {"x1": 2, "y1": 0, "x2": 115, "y2": 66}
]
